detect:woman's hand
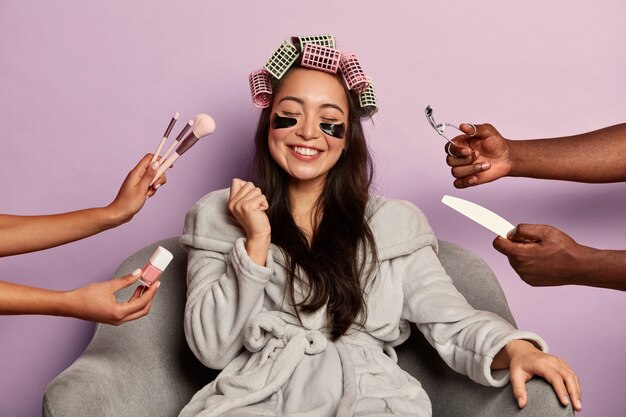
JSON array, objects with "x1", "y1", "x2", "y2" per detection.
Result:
[
  {"x1": 107, "y1": 154, "x2": 167, "y2": 225},
  {"x1": 494, "y1": 339, "x2": 581, "y2": 411},
  {"x1": 228, "y1": 178, "x2": 271, "y2": 266},
  {"x1": 66, "y1": 269, "x2": 160, "y2": 325},
  {"x1": 493, "y1": 224, "x2": 590, "y2": 287},
  {"x1": 446, "y1": 123, "x2": 513, "y2": 189}
]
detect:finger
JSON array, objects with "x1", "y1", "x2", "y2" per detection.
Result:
[
  {"x1": 139, "y1": 159, "x2": 161, "y2": 192},
  {"x1": 231, "y1": 181, "x2": 258, "y2": 205},
  {"x1": 461, "y1": 122, "x2": 494, "y2": 139},
  {"x1": 444, "y1": 140, "x2": 472, "y2": 158},
  {"x1": 453, "y1": 175, "x2": 479, "y2": 189},
  {"x1": 229, "y1": 178, "x2": 246, "y2": 201},
  {"x1": 446, "y1": 149, "x2": 480, "y2": 167},
  {"x1": 450, "y1": 161, "x2": 491, "y2": 179},
  {"x1": 511, "y1": 224, "x2": 551, "y2": 242},
  {"x1": 119, "y1": 297, "x2": 155, "y2": 323},
  {"x1": 509, "y1": 368, "x2": 529, "y2": 409},
  {"x1": 241, "y1": 193, "x2": 269, "y2": 211},
  {"x1": 492, "y1": 236, "x2": 529, "y2": 256},
  {"x1": 127, "y1": 284, "x2": 145, "y2": 302},
  {"x1": 560, "y1": 367, "x2": 582, "y2": 411},
  {"x1": 543, "y1": 370, "x2": 571, "y2": 407},
  {"x1": 459, "y1": 123, "x2": 478, "y2": 137},
  {"x1": 110, "y1": 269, "x2": 142, "y2": 291},
  {"x1": 117, "y1": 281, "x2": 159, "y2": 317}
]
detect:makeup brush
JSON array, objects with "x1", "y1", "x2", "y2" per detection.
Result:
[
  {"x1": 150, "y1": 114, "x2": 216, "y2": 186},
  {"x1": 159, "y1": 119, "x2": 194, "y2": 163},
  {"x1": 151, "y1": 112, "x2": 180, "y2": 164}
]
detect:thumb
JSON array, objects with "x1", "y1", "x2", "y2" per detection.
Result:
[
  {"x1": 139, "y1": 158, "x2": 160, "y2": 191},
  {"x1": 459, "y1": 123, "x2": 477, "y2": 136},
  {"x1": 510, "y1": 368, "x2": 529, "y2": 409},
  {"x1": 229, "y1": 178, "x2": 246, "y2": 199},
  {"x1": 511, "y1": 224, "x2": 549, "y2": 242},
  {"x1": 110, "y1": 269, "x2": 142, "y2": 291}
]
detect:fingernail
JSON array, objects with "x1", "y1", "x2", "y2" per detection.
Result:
[
  {"x1": 151, "y1": 161, "x2": 160, "y2": 170},
  {"x1": 132, "y1": 268, "x2": 141, "y2": 276},
  {"x1": 517, "y1": 397, "x2": 524, "y2": 408},
  {"x1": 153, "y1": 183, "x2": 161, "y2": 190},
  {"x1": 468, "y1": 177, "x2": 477, "y2": 185},
  {"x1": 461, "y1": 148, "x2": 471, "y2": 156},
  {"x1": 156, "y1": 281, "x2": 161, "y2": 288},
  {"x1": 562, "y1": 397, "x2": 570, "y2": 405},
  {"x1": 507, "y1": 228, "x2": 516, "y2": 239},
  {"x1": 480, "y1": 162, "x2": 491, "y2": 171}
]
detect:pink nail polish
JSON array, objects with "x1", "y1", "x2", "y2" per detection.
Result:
[{"x1": 139, "y1": 246, "x2": 174, "y2": 287}]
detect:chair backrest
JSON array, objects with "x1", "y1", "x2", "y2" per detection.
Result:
[{"x1": 44, "y1": 236, "x2": 517, "y2": 417}]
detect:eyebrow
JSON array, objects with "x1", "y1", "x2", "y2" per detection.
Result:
[{"x1": 278, "y1": 96, "x2": 345, "y2": 115}]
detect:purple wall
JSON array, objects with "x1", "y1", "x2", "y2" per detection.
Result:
[{"x1": 1, "y1": 1, "x2": 624, "y2": 416}]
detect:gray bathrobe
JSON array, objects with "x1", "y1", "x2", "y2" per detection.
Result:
[{"x1": 179, "y1": 188, "x2": 547, "y2": 417}]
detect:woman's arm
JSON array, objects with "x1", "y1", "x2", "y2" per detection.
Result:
[
  {"x1": 401, "y1": 244, "x2": 580, "y2": 410},
  {"x1": 447, "y1": 123, "x2": 626, "y2": 188},
  {"x1": 181, "y1": 182, "x2": 273, "y2": 369},
  {"x1": 0, "y1": 272, "x2": 159, "y2": 324},
  {"x1": 0, "y1": 154, "x2": 164, "y2": 257}
]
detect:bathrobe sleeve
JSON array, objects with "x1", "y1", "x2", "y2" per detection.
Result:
[
  {"x1": 370, "y1": 198, "x2": 548, "y2": 387},
  {"x1": 180, "y1": 189, "x2": 274, "y2": 369}
]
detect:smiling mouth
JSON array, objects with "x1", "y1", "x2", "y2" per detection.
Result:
[{"x1": 291, "y1": 146, "x2": 321, "y2": 157}]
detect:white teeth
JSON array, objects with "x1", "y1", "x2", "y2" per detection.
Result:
[{"x1": 292, "y1": 146, "x2": 321, "y2": 156}]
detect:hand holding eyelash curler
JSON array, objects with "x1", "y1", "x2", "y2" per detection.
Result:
[
  {"x1": 424, "y1": 105, "x2": 476, "y2": 156},
  {"x1": 150, "y1": 114, "x2": 216, "y2": 186}
]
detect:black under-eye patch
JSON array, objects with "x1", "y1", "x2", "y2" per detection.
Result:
[
  {"x1": 320, "y1": 123, "x2": 346, "y2": 139},
  {"x1": 272, "y1": 114, "x2": 297, "y2": 129}
]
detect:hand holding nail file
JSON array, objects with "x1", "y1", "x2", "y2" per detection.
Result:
[
  {"x1": 441, "y1": 195, "x2": 515, "y2": 238},
  {"x1": 150, "y1": 114, "x2": 216, "y2": 186}
]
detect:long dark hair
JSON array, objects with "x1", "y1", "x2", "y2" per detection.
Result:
[{"x1": 253, "y1": 66, "x2": 378, "y2": 340}]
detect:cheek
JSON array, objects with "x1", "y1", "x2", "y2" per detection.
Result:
[{"x1": 268, "y1": 128, "x2": 287, "y2": 161}]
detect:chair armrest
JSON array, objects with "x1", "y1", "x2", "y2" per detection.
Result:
[{"x1": 44, "y1": 237, "x2": 216, "y2": 417}]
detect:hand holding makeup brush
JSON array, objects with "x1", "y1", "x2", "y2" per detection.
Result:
[
  {"x1": 107, "y1": 153, "x2": 167, "y2": 225},
  {"x1": 150, "y1": 113, "x2": 216, "y2": 186}
]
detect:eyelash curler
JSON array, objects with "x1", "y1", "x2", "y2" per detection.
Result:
[{"x1": 424, "y1": 105, "x2": 475, "y2": 156}]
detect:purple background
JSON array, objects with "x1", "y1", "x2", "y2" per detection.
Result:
[{"x1": 1, "y1": 1, "x2": 624, "y2": 416}]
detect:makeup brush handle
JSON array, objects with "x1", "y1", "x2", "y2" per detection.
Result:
[
  {"x1": 160, "y1": 140, "x2": 180, "y2": 162},
  {"x1": 150, "y1": 153, "x2": 180, "y2": 186},
  {"x1": 151, "y1": 137, "x2": 168, "y2": 164}
]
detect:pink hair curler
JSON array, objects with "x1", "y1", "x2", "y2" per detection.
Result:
[
  {"x1": 249, "y1": 69, "x2": 273, "y2": 108},
  {"x1": 359, "y1": 77, "x2": 378, "y2": 116},
  {"x1": 292, "y1": 34, "x2": 335, "y2": 51},
  {"x1": 339, "y1": 52, "x2": 369, "y2": 93},
  {"x1": 264, "y1": 40, "x2": 300, "y2": 80},
  {"x1": 300, "y1": 43, "x2": 341, "y2": 74}
]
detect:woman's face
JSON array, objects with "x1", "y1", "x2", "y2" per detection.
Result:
[{"x1": 268, "y1": 68, "x2": 349, "y2": 187}]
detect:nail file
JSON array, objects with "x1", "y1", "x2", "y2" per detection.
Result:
[{"x1": 441, "y1": 195, "x2": 515, "y2": 238}]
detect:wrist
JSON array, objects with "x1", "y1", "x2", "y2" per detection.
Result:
[
  {"x1": 505, "y1": 138, "x2": 522, "y2": 177},
  {"x1": 101, "y1": 204, "x2": 133, "y2": 228},
  {"x1": 245, "y1": 232, "x2": 271, "y2": 266}
]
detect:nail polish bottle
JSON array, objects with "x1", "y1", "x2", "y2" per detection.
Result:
[{"x1": 139, "y1": 246, "x2": 174, "y2": 287}]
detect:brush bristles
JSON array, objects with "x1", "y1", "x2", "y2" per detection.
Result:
[{"x1": 192, "y1": 114, "x2": 216, "y2": 138}]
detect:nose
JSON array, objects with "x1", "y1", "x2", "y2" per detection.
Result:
[{"x1": 296, "y1": 115, "x2": 320, "y2": 141}]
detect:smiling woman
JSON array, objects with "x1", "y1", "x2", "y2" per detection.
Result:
[{"x1": 177, "y1": 35, "x2": 581, "y2": 417}]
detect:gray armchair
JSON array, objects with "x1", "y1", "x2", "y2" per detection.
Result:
[{"x1": 43, "y1": 237, "x2": 573, "y2": 417}]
